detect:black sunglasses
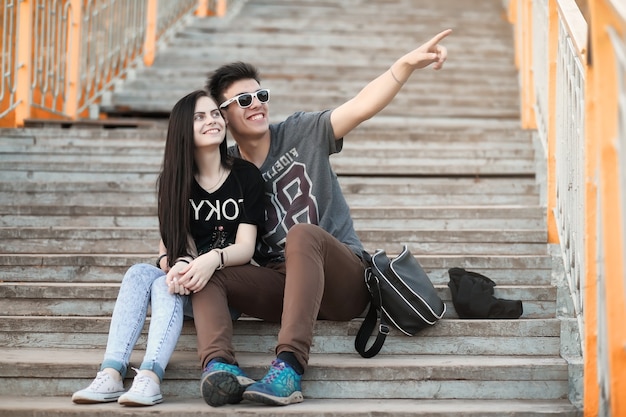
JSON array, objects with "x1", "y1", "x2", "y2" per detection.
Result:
[{"x1": 219, "y1": 89, "x2": 270, "y2": 109}]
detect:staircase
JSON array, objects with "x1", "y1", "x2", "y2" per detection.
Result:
[{"x1": 0, "y1": 0, "x2": 582, "y2": 415}]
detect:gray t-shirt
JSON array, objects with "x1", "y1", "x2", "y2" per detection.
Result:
[{"x1": 230, "y1": 110, "x2": 363, "y2": 264}]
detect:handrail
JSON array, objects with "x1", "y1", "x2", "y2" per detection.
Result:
[
  {"x1": 0, "y1": 0, "x2": 227, "y2": 127},
  {"x1": 589, "y1": 1, "x2": 626, "y2": 416},
  {"x1": 508, "y1": 0, "x2": 626, "y2": 415}
]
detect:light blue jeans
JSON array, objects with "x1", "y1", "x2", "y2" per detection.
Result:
[{"x1": 99, "y1": 263, "x2": 190, "y2": 382}]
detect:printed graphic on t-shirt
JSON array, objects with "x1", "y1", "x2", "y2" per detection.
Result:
[
  {"x1": 261, "y1": 148, "x2": 299, "y2": 182},
  {"x1": 198, "y1": 225, "x2": 227, "y2": 255},
  {"x1": 260, "y1": 161, "x2": 319, "y2": 257},
  {"x1": 189, "y1": 197, "x2": 245, "y2": 255},
  {"x1": 190, "y1": 198, "x2": 245, "y2": 221}
]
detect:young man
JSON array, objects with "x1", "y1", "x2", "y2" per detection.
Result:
[{"x1": 191, "y1": 29, "x2": 452, "y2": 407}]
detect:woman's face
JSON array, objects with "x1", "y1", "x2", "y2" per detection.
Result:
[{"x1": 193, "y1": 96, "x2": 226, "y2": 149}]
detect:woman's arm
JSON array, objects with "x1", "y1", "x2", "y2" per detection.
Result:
[
  {"x1": 176, "y1": 223, "x2": 258, "y2": 293},
  {"x1": 213, "y1": 223, "x2": 257, "y2": 268}
]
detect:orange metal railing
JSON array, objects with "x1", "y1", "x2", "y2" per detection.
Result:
[
  {"x1": 587, "y1": 1, "x2": 626, "y2": 416},
  {"x1": 508, "y1": 0, "x2": 626, "y2": 415},
  {"x1": 0, "y1": 0, "x2": 226, "y2": 127}
]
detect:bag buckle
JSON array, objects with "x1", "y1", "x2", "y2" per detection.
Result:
[{"x1": 379, "y1": 324, "x2": 390, "y2": 335}]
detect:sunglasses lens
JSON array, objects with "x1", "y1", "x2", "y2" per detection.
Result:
[
  {"x1": 257, "y1": 89, "x2": 269, "y2": 103},
  {"x1": 236, "y1": 93, "x2": 253, "y2": 108}
]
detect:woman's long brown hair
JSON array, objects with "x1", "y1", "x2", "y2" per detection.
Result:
[{"x1": 157, "y1": 90, "x2": 232, "y2": 266}]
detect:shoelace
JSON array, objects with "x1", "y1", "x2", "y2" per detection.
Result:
[
  {"x1": 206, "y1": 361, "x2": 232, "y2": 374},
  {"x1": 89, "y1": 372, "x2": 110, "y2": 389},
  {"x1": 130, "y1": 368, "x2": 154, "y2": 394},
  {"x1": 262, "y1": 360, "x2": 285, "y2": 383}
]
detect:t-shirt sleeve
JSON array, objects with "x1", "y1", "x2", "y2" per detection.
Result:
[{"x1": 281, "y1": 110, "x2": 342, "y2": 156}]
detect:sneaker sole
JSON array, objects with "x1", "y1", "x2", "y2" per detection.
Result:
[
  {"x1": 201, "y1": 371, "x2": 253, "y2": 407},
  {"x1": 243, "y1": 390, "x2": 304, "y2": 406},
  {"x1": 118, "y1": 393, "x2": 163, "y2": 407},
  {"x1": 71, "y1": 392, "x2": 125, "y2": 404}
]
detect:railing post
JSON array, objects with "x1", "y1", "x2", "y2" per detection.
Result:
[
  {"x1": 216, "y1": 0, "x2": 226, "y2": 17},
  {"x1": 546, "y1": 0, "x2": 559, "y2": 244},
  {"x1": 520, "y1": 0, "x2": 537, "y2": 129},
  {"x1": 15, "y1": 0, "x2": 33, "y2": 126},
  {"x1": 196, "y1": 0, "x2": 226, "y2": 17},
  {"x1": 582, "y1": 21, "x2": 600, "y2": 417},
  {"x1": 65, "y1": 0, "x2": 82, "y2": 119},
  {"x1": 144, "y1": 0, "x2": 158, "y2": 67},
  {"x1": 507, "y1": 0, "x2": 520, "y2": 68},
  {"x1": 196, "y1": 0, "x2": 209, "y2": 17},
  {"x1": 586, "y1": 1, "x2": 626, "y2": 415}
]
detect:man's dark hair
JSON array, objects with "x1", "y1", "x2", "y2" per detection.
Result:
[{"x1": 206, "y1": 62, "x2": 261, "y2": 106}]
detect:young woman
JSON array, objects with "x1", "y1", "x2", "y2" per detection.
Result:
[{"x1": 71, "y1": 90, "x2": 265, "y2": 407}]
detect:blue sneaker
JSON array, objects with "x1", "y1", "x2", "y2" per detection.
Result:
[
  {"x1": 200, "y1": 359, "x2": 255, "y2": 407},
  {"x1": 243, "y1": 359, "x2": 304, "y2": 406}
]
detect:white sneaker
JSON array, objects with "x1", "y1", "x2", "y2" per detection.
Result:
[
  {"x1": 71, "y1": 370, "x2": 126, "y2": 404},
  {"x1": 117, "y1": 369, "x2": 163, "y2": 406}
]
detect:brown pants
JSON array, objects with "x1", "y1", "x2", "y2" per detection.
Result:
[{"x1": 191, "y1": 223, "x2": 370, "y2": 372}]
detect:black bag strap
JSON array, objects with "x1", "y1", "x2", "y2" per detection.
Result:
[
  {"x1": 355, "y1": 303, "x2": 390, "y2": 358},
  {"x1": 355, "y1": 266, "x2": 390, "y2": 358}
]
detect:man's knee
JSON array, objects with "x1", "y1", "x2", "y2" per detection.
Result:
[{"x1": 286, "y1": 223, "x2": 324, "y2": 243}]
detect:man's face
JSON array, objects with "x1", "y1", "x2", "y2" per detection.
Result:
[{"x1": 219, "y1": 79, "x2": 270, "y2": 139}]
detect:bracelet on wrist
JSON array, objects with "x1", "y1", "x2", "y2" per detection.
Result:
[
  {"x1": 214, "y1": 249, "x2": 225, "y2": 270},
  {"x1": 156, "y1": 253, "x2": 167, "y2": 269},
  {"x1": 389, "y1": 67, "x2": 405, "y2": 86},
  {"x1": 176, "y1": 258, "x2": 190, "y2": 264},
  {"x1": 220, "y1": 250, "x2": 225, "y2": 270}
]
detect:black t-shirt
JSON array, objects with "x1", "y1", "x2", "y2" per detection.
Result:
[{"x1": 189, "y1": 158, "x2": 265, "y2": 255}]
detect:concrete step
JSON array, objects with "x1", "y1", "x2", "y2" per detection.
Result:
[
  {"x1": 0, "y1": 162, "x2": 525, "y2": 180},
  {"x1": 0, "y1": 227, "x2": 548, "y2": 255},
  {"x1": 20, "y1": 118, "x2": 161, "y2": 129},
  {"x1": 0, "y1": 118, "x2": 533, "y2": 144},
  {"x1": 0, "y1": 161, "x2": 534, "y2": 177},
  {"x1": 0, "y1": 169, "x2": 157, "y2": 182},
  {"x1": 108, "y1": 95, "x2": 520, "y2": 120},
  {"x1": 105, "y1": 0, "x2": 521, "y2": 118},
  {"x1": 0, "y1": 317, "x2": 561, "y2": 355},
  {"x1": 0, "y1": 253, "x2": 554, "y2": 285},
  {"x1": 115, "y1": 68, "x2": 520, "y2": 98},
  {"x1": 0, "y1": 176, "x2": 541, "y2": 206},
  {"x1": 0, "y1": 148, "x2": 535, "y2": 176},
  {"x1": 0, "y1": 128, "x2": 533, "y2": 150},
  {"x1": 0, "y1": 348, "x2": 570, "y2": 401},
  {"x1": 0, "y1": 145, "x2": 534, "y2": 161},
  {"x1": 0, "y1": 396, "x2": 583, "y2": 417},
  {"x1": 0, "y1": 282, "x2": 554, "y2": 319},
  {"x1": 0, "y1": 126, "x2": 167, "y2": 140},
  {"x1": 0, "y1": 205, "x2": 546, "y2": 229}
]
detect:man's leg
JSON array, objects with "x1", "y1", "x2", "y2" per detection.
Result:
[
  {"x1": 279, "y1": 223, "x2": 369, "y2": 370},
  {"x1": 244, "y1": 223, "x2": 370, "y2": 406},
  {"x1": 192, "y1": 264, "x2": 286, "y2": 368},
  {"x1": 191, "y1": 263, "x2": 286, "y2": 407}
]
